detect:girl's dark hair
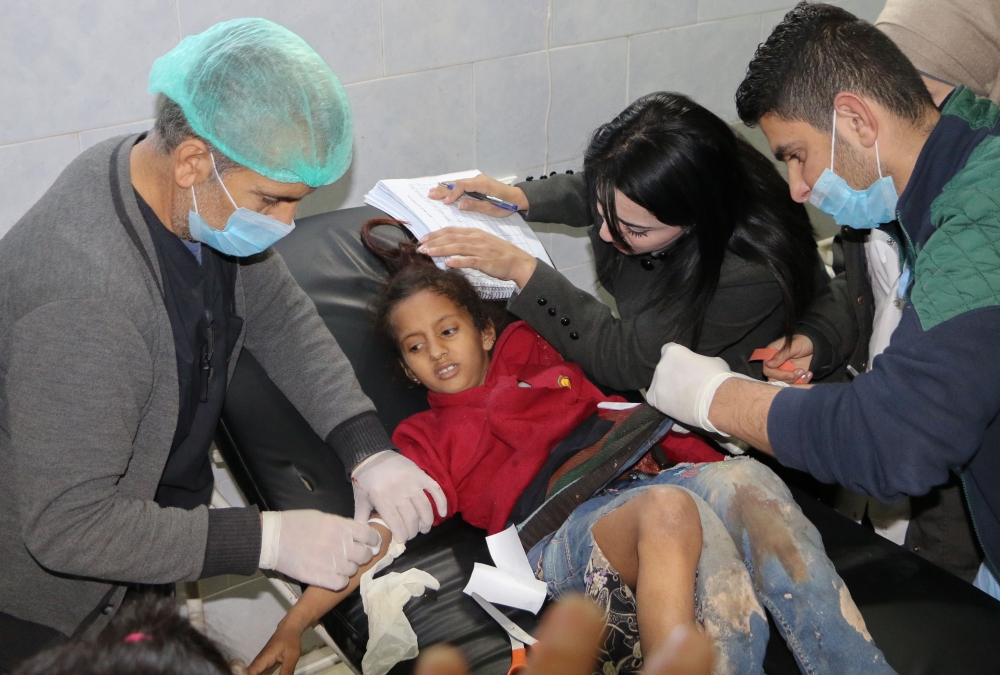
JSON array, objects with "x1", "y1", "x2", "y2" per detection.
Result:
[
  {"x1": 13, "y1": 596, "x2": 232, "y2": 675},
  {"x1": 360, "y1": 219, "x2": 508, "y2": 350},
  {"x1": 587, "y1": 91, "x2": 818, "y2": 345}
]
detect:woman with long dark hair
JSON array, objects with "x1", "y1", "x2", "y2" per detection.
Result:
[{"x1": 424, "y1": 92, "x2": 826, "y2": 391}]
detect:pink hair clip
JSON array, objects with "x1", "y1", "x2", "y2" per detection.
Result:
[{"x1": 123, "y1": 632, "x2": 150, "y2": 644}]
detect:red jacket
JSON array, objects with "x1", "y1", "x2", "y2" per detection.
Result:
[{"x1": 393, "y1": 322, "x2": 718, "y2": 534}]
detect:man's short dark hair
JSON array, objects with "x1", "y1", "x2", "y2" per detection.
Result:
[
  {"x1": 152, "y1": 96, "x2": 243, "y2": 176},
  {"x1": 736, "y1": 2, "x2": 934, "y2": 130}
]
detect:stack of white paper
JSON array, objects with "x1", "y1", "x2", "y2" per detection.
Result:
[
  {"x1": 364, "y1": 170, "x2": 553, "y2": 300},
  {"x1": 463, "y1": 525, "x2": 549, "y2": 614}
]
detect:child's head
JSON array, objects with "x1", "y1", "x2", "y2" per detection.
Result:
[
  {"x1": 13, "y1": 596, "x2": 234, "y2": 675},
  {"x1": 362, "y1": 219, "x2": 500, "y2": 394}
]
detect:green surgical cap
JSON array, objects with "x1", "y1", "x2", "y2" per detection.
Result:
[{"x1": 149, "y1": 18, "x2": 353, "y2": 187}]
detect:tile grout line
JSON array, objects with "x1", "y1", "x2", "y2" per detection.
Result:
[
  {"x1": 552, "y1": 12, "x2": 766, "y2": 50},
  {"x1": 0, "y1": 117, "x2": 159, "y2": 152},
  {"x1": 345, "y1": 48, "x2": 553, "y2": 89},
  {"x1": 174, "y1": 0, "x2": 182, "y2": 42},
  {"x1": 625, "y1": 36, "x2": 631, "y2": 106},
  {"x1": 543, "y1": 0, "x2": 553, "y2": 175},
  {"x1": 356, "y1": 17, "x2": 755, "y2": 89},
  {"x1": 0, "y1": 131, "x2": 87, "y2": 150},
  {"x1": 379, "y1": 0, "x2": 386, "y2": 78},
  {"x1": 471, "y1": 62, "x2": 477, "y2": 168}
]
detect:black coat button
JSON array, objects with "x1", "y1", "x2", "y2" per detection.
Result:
[
  {"x1": 569, "y1": 331, "x2": 579, "y2": 340},
  {"x1": 537, "y1": 298, "x2": 547, "y2": 306},
  {"x1": 856, "y1": 296, "x2": 865, "y2": 304},
  {"x1": 641, "y1": 258, "x2": 655, "y2": 271},
  {"x1": 102, "y1": 604, "x2": 114, "y2": 615},
  {"x1": 548, "y1": 308, "x2": 557, "y2": 316},
  {"x1": 560, "y1": 317, "x2": 570, "y2": 326}
]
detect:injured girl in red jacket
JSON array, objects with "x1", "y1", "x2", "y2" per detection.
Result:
[
  {"x1": 249, "y1": 220, "x2": 895, "y2": 675},
  {"x1": 393, "y1": 317, "x2": 721, "y2": 536}
]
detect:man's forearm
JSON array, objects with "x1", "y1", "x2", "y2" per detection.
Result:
[{"x1": 708, "y1": 378, "x2": 784, "y2": 453}]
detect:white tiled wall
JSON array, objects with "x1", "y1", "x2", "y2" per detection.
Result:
[{"x1": 1, "y1": 0, "x2": 885, "y2": 242}]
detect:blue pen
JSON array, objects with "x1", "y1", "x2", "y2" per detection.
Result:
[{"x1": 439, "y1": 181, "x2": 519, "y2": 211}]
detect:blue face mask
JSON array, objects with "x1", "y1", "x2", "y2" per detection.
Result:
[
  {"x1": 188, "y1": 155, "x2": 295, "y2": 257},
  {"x1": 808, "y1": 110, "x2": 898, "y2": 229}
]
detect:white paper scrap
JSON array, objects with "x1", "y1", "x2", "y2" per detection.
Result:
[
  {"x1": 464, "y1": 562, "x2": 548, "y2": 615},
  {"x1": 463, "y1": 526, "x2": 548, "y2": 614},
  {"x1": 486, "y1": 525, "x2": 536, "y2": 580},
  {"x1": 597, "y1": 401, "x2": 642, "y2": 410}
]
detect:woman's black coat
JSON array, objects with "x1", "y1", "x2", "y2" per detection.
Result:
[{"x1": 509, "y1": 172, "x2": 827, "y2": 391}]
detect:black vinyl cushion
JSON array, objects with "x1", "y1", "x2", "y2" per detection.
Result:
[{"x1": 216, "y1": 205, "x2": 1000, "y2": 674}]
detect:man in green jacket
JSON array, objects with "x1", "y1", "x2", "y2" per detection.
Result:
[
  {"x1": 647, "y1": 2, "x2": 1000, "y2": 601},
  {"x1": 0, "y1": 19, "x2": 445, "y2": 669},
  {"x1": 759, "y1": 0, "x2": 1000, "y2": 583}
]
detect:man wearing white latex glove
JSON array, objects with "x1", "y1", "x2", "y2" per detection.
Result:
[
  {"x1": 352, "y1": 450, "x2": 448, "y2": 543},
  {"x1": 259, "y1": 510, "x2": 381, "y2": 591},
  {"x1": 645, "y1": 2, "x2": 1000, "y2": 605},
  {"x1": 646, "y1": 344, "x2": 763, "y2": 435}
]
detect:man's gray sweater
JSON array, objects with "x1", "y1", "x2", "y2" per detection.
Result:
[{"x1": 0, "y1": 136, "x2": 391, "y2": 637}]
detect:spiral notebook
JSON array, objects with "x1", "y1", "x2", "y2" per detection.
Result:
[{"x1": 364, "y1": 170, "x2": 553, "y2": 300}]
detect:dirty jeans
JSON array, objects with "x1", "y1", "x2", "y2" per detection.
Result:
[{"x1": 527, "y1": 458, "x2": 897, "y2": 675}]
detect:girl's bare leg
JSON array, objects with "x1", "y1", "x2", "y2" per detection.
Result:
[{"x1": 590, "y1": 486, "x2": 702, "y2": 655}]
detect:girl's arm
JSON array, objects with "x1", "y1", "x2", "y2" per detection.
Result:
[{"x1": 248, "y1": 521, "x2": 392, "y2": 675}]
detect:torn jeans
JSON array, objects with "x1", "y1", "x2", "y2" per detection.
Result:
[{"x1": 527, "y1": 457, "x2": 897, "y2": 675}]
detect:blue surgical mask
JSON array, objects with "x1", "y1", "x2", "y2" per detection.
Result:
[
  {"x1": 188, "y1": 154, "x2": 295, "y2": 257},
  {"x1": 808, "y1": 110, "x2": 898, "y2": 229}
]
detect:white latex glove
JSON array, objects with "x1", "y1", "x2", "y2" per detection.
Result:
[
  {"x1": 352, "y1": 450, "x2": 448, "y2": 543},
  {"x1": 646, "y1": 343, "x2": 758, "y2": 435},
  {"x1": 258, "y1": 510, "x2": 380, "y2": 591}
]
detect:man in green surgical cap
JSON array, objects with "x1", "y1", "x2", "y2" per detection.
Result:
[{"x1": 0, "y1": 19, "x2": 445, "y2": 669}]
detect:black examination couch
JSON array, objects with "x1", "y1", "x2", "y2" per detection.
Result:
[{"x1": 215, "y1": 205, "x2": 1000, "y2": 675}]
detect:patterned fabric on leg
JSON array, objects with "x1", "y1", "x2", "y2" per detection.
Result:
[{"x1": 584, "y1": 542, "x2": 643, "y2": 675}]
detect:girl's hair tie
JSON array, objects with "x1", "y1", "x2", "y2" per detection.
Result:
[{"x1": 123, "y1": 632, "x2": 150, "y2": 644}]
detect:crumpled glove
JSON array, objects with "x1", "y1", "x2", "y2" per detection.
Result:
[
  {"x1": 361, "y1": 561, "x2": 439, "y2": 675},
  {"x1": 258, "y1": 510, "x2": 380, "y2": 591},
  {"x1": 646, "y1": 343, "x2": 758, "y2": 435},
  {"x1": 352, "y1": 450, "x2": 448, "y2": 543},
  {"x1": 357, "y1": 521, "x2": 435, "y2": 675}
]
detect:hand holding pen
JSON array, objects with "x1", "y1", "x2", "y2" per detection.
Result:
[{"x1": 428, "y1": 174, "x2": 529, "y2": 218}]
